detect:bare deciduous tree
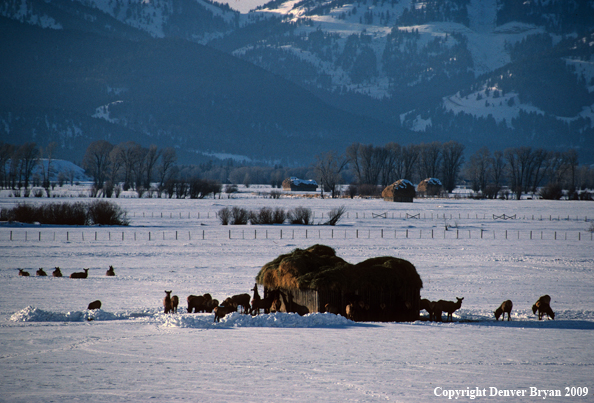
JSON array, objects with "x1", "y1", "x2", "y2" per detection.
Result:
[
  {"x1": 143, "y1": 145, "x2": 161, "y2": 189},
  {"x1": 157, "y1": 147, "x2": 177, "y2": 196},
  {"x1": 17, "y1": 142, "x2": 40, "y2": 192},
  {"x1": 0, "y1": 142, "x2": 14, "y2": 188},
  {"x1": 418, "y1": 142, "x2": 442, "y2": 181},
  {"x1": 441, "y1": 141, "x2": 465, "y2": 193},
  {"x1": 313, "y1": 151, "x2": 347, "y2": 198},
  {"x1": 83, "y1": 140, "x2": 114, "y2": 194}
]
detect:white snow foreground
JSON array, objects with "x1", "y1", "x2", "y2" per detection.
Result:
[
  {"x1": 11, "y1": 307, "x2": 355, "y2": 328},
  {"x1": 12, "y1": 306, "x2": 594, "y2": 330},
  {"x1": 2, "y1": 197, "x2": 594, "y2": 402}
]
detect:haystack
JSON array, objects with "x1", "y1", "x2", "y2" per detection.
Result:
[
  {"x1": 382, "y1": 179, "x2": 416, "y2": 202},
  {"x1": 417, "y1": 178, "x2": 443, "y2": 197},
  {"x1": 255, "y1": 245, "x2": 423, "y2": 321}
]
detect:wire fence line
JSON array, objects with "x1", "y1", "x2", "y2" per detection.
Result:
[
  {"x1": 3, "y1": 228, "x2": 593, "y2": 242},
  {"x1": 126, "y1": 211, "x2": 592, "y2": 222}
]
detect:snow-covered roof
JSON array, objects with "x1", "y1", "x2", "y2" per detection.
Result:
[
  {"x1": 423, "y1": 178, "x2": 443, "y2": 186},
  {"x1": 290, "y1": 177, "x2": 318, "y2": 186}
]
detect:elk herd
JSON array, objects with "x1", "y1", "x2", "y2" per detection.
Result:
[
  {"x1": 17, "y1": 266, "x2": 117, "y2": 313},
  {"x1": 18, "y1": 266, "x2": 116, "y2": 278},
  {"x1": 164, "y1": 284, "x2": 282, "y2": 322},
  {"x1": 16, "y1": 267, "x2": 556, "y2": 322},
  {"x1": 420, "y1": 295, "x2": 555, "y2": 322}
]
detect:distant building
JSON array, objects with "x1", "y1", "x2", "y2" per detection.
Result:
[
  {"x1": 282, "y1": 177, "x2": 318, "y2": 191},
  {"x1": 382, "y1": 179, "x2": 416, "y2": 202},
  {"x1": 417, "y1": 178, "x2": 443, "y2": 197}
]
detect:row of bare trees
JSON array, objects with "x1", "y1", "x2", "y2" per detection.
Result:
[
  {"x1": 464, "y1": 147, "x2": 581, "y2": 200},
  {"x1": 314, "y1": 141, "x2": 466, "y2": 197},
  {"x1": 313, "y1": 142, "x2": 587, "y2": 200},
  {"x1": 82, "y1": 140, "x2": 177, "y2": 197},
  {"x1": 2, "y1": 139, "x2": 590, "y2": 201},
  {"x1": 0, "y1": 141, "x2": 62, "y2": 194}
]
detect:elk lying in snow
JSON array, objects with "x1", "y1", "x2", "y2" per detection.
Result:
[
  {"x1": 494, "y1": 300, "x2": 513, "y2": 321},
  {"x1": 171, "y1": 295, "x2": 179, "y2": 314},
  {"x1": 163, "y1": 290, "x2": 173, "y2": 314},
  {"x1": 52, "y1": 267, "x2": 62, "y2": 277},
  {"x1": 87, "y1": 300, "x2": 102, "y2": 310},
  {"x1": 532, "y1": 295, "x2": 555, "y2": 320},
  {"x1": 213, "y1": 298, "x2": 237, "y2": 322},
  {"x1": 18, "y1": 269, "x2": 30, "y2": 277},
  {"x1": 105, "y1": 266, "x2": 115, "y2": 276},
  {"x1": 434, "y1": 297, "x2": 464, "y2": 322},
  {"x1": 70, "y1": 269, "x2": 89, "y2": 279},
  {"x1": 230, "y1": 293, "x2": 251, "y2": 314},
  {"x1": 36, "y1": 268, "x2": 47, "y2": 276},
  {"x1": 420, "y1": 298, "x2": 437, "y2": 321}
]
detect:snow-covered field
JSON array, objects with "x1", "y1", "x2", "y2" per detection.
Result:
[{"x1": 1, "y1": 192, "x2": 594, "y2": 402}]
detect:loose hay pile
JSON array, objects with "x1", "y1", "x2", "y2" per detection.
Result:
[
  {"x1": 256, "y1": 245, "x2": 423, "y2": 321},
  {"x1": 382, "y1": 179, "x2": 416, "y2": 202}
]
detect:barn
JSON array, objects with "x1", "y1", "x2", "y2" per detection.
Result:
[
  {"x1": 382, "y1": 179, "x2": 416, "y2": 202},
  {"x1": 255, "y1": 244, "x2": 423, "y2": 322}
]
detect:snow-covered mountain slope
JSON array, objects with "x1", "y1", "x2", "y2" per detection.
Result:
[
  {"x1": 220, "y1": 0, "x2": 594, "y2": 159},
  {"x1": 2, "y1": 0, "x2": 593, "y2": 163}
]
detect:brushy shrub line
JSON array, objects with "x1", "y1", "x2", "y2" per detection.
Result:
[
  {"x1": 218, "y1": 206, "x2": 346, "y2": 226},
  {"x1": 0, "y1": 201, "x2": 129, "y2": 226}
]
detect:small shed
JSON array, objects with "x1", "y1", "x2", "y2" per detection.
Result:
[
  {"x1": 382, "y1": 179, "x2": 416, "y2": 202},
  {"x1": 417, "y1": 178, "x2": 443, "y2": 197},
  {"x1": 282, "y1": 177, "x2": 318, "y2": 191},
  {"x1": 255, "y1": 244, "x2": 422, "y2": 322}
]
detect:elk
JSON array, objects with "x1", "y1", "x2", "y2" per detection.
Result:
[
  {"x1": 105, "y1": 266, "x2": 115, "y2": 276},
  {"x1": 494, "y1": 300, "x2": 513, "y2": 321},
  {"x1": 434, "y1": 297, "x2": 464, "y2": 322},
  {"x1": 420, "y1": 298, "x2": 437, "y2": 321},
  {"x1": 52, "y1": 267, "x2": 62, "y2": 277},
  {"x1": 87, "y1": 300, "x2": 102, "y2": 310},
  {"x1": 324, "y1": 303, "x2": 339, "y2": 315},
  {"x1": 250, "y1": 285, "x2": 278, "y2": 315},
  {"x1": 187, "y1": 293, "x2": 213, "y2": 313},
  {"x1": 36, "y1": 268, "x2": 47, "y2": 276},
  {"x1": 532, "y1": 295, "x2": 555, "y2": 320},
  {"x1": 345, "y1": 303, "x2": 355, "y2": 320},
  {"x1": 171, "y1": 295, "x2": 179, "y2": 314},
  {"x1": 18, "y1": 269, "x2": 30, "y2": 277},
  {"x1": 213, "y1": 298, "x2": 236, "y2": 322},
  {"x1": 230, "y1": 293, "x2": 251, "y2": 314},
  {"x1": 163, "y1": 290, "x2": 173, "y2": 314},
  {"x1": 70, "y1": 269, "x2": 89, "y2": 279}
]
